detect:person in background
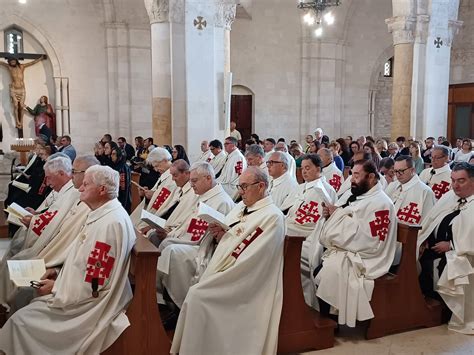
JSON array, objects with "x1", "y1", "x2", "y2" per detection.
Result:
[
  {"x1": 328, "y1": 141, "x2": 344, "y2": 172},
  {"x1": 94, "y1": 142, "x2": 107, "y2": 166},
  {"x1": 336, "y1": 137, "x2": 351, "y2": 167},
  {"x1": 229, "y1": 121, "x2": 242, "y2": 148},
  {"x1": 172, "y1": 145, "x2": 190, "y2": 165},
  {"x1": 363, "y1": 141, "x2": 381, "y2": 169},
  {"x1": 117, "y1": 137, "x2": 136, "y2": 162},
  {"x1": 379, "y1": 157, "x2": 396, "y2": 185},
  {"x1": 454, "y1": 139, "x2": 473, "y2": 163},
  {"x1": 422, "y1": 136, "x2": 435, "y2": 164},
  {"x1": 110, "y1": 146, "x2": 131, "y2": 213},
  {"x1": 58, "y1": 135, "x2": 76, "y2": 162},
  {"x1": 409, "y1": 141, "x2": 425, "y2": 175},
  {"x1": 304, "y1": 134, "x2": 314, "y2": 153},
  {"x1": 289, "y1": 142, "x2": 304, "y2": 168},
  {"x1": 376, "y1": 139, "x2": 389, "y2": 158},
  {"x1": 103, "y1": 141, "x2": 118, "y2": 167}
]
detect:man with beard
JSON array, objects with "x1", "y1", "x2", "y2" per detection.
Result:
[{"x1": 309, "y1": 160, "x2": 397, "y2": 327}]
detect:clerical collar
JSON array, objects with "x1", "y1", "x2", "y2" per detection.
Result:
[
  {"x1": 272, "y1": 172, "x2": 291, "y2": 187},
  {"x1": 322, "y1": 162, "x2": 332, "y2": 170},
  {"x1": 431, "y1": 164, "x2": 451, "y2": 174},
  {"x1": 85, "y1": 199, "x2": 122, "y2": 225},
  {"x1": 305, "y1": 177, "x2": 323, "y2": 190},
  {"x1": 245, "y1": 195, "x2": 274, "y2": 214},
  {"x1": 56, "y1": 179, "x2": 75, "y2": 196},
  {"x1": 199, "y1": 183, "x2": 222, "y2": 202}
]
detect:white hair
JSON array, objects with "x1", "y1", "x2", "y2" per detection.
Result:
[
  {"x1": 270, "y1": 151, "x2": 289, "y2": 170},
  {"x1": 74, "y1": 155, "x2": 100, "y2": 168},
  {"x1": 190, "y1": 161, "x2": 215, "y2": 179},
  {"x1": 44, "y1": 156, "x2": 72, "y2": 175},
  {"x1": 147, "y1": 147, "x2": 172, "y2": 164},
  {"x1": 275, "y1": 142, "x2": 288, "y2": 153},
  {"x1": 314, "y1": 128, "x2": 323, "y2": 134},
  {"x1": 244, "y1": 166, "x2": 270, "y2": 188},
  {"x1": 85, "y1": 165, "x2": 119, "y2": 199}
]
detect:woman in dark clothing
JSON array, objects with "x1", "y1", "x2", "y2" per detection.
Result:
[
  {"x1": 336, "y1": 138, "x2": 351, "y2": 167},
  {"x1": 94, "y1": 142, "x2": 108, "y2": 166},
  {"x1": 110, "y1": 146, "x2": 132, "y2": 213},
  {"x1": 172, "y1": 144, "x2": 190, "y2": 164},
  {"x1": 103, "y1": 141, "x2": 119, "y2": 167},
  {"x1": 347, "y1": 141, "x2": 361, "y2": 168}
]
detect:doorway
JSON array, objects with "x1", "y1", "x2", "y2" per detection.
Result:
[
  {"x1": 448, "y1": 84, "x2": 474, "y2": 144},
  {"x1": 231, "y1": 86, "x2": 253, "y2": 146}
]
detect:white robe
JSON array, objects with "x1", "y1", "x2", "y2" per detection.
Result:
[
  {"x1": 0, "y1": 199, "x2": 136, "y2": 355},
  {"x1": 216, "y1": 148, "x2": 247, "y2": 200},
  {"x1": 195, "y1": 149, "x2": 213, "y2": 163},
  {"x1": 163, "y1": 181, "x2": 199, "y2": 230},
  {"x1": 210, "y1": 150, "x2": 227, "y2": 176},
  {"x1": 269, "y1": 172, "x2": 298, "y2": 209},
  {"x1": 417, "y1": 191, "x2": 474, "y2": 334},
  {"x1": 322, "y1": 162, "x2": 344, "y2": 193},
  {"x1": 314, "y1": 184, "x2": 397, "y2": 326},
  {"x1": 171, "y1": 196, "x2": 285, "y2": 355},
  {"x1": 157, "y1": 184, "x2": 235, "y2": 307},
  {"x1": 419, "y1": 164, "x2": 452, "y2": 200}
]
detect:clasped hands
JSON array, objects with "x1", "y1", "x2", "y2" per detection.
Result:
[{"x1": 34, "y1": 268, "x2": 58, "y2": 296}]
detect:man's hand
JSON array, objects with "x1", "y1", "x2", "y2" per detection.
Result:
[
  {"x1": 139, "y1": 226, "x2": 152, "y2": 235},
  {"x1": 37, "y1": 279, "x2": 54, "y2": 296},
  {"x1": 208, "y1": 223, "x2": 226, "y2": 243},
  {"x1": 153, "y1": 229, "x2": 168, "y2": 240},
  {"x1": 322, "y1": 202, "x2": 337, "y2": 219},
  {"x1": 21, "y1": 215, "x2": 32, "y2": 227},
  {"x1": 143, "y1": 187, "x2": 154, "y2": 200},
  {"x1": 41, "y1": 268, "x2": 58, "y2": 280},
  {"x1": 432, "y1": 241, "x2": 451, "y2": 254}
]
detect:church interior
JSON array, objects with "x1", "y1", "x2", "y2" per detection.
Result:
[{"x1": 0, "y1": 0, "x2": 473, "y2": 354}]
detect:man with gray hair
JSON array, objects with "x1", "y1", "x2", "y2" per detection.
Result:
[
  {"x1": 267, "y1": 151, "x2": 298, "y2": 209},
  {"x1": 275, "y1": 141, "x2": 296, "y2": 179},
  {"x1": 419, "y1": 145, "x2": 452, "y2": 200},
  {"x1": 245, "y1": 144, "x2": 268, "y2": 174},
  {"x1": 0, "y1": 156, "x2": 100, "y2": 312},
  {"x1": 0, "y1": 165, "x2": 136, "y2": 354},
  {"x1": 216, "y1": 136, "x2": 247, "y2": 200},
  {"x1": 318, "y1": 147, "x2": 344, "y2": 193},
  {"x1": 157, "y1": 161, "x2": 235, "y2": 311},
  {"x1": 172, "y1": 167, "x2": 285, "y2": 354}
]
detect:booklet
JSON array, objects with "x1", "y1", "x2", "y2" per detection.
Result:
[
  {"x1": 197, "y1": 202, "x2": 230, "y2": 231},
  {"x1": 140, "y1": 209, "x2": 167, "y2": 233},
  {"x1": 4, "y1": 202, "x2": 33, "y2": 219},
  {"x1": 7, "y1": 259, "x2": 46, "y2": 287},
  {"x1": 12, "y1": 180, "x2": 31, "y2": 193}
]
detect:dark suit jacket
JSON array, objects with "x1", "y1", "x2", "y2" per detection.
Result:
[{"x1": 38, "y1": 124, "x2": 52, "y2": 144}]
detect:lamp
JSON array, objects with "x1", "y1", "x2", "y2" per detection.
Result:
[{"x1": 298, "y1": 0, "x2": 341, "y2": 37}]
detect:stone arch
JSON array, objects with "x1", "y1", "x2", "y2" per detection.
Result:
[
  {"x1": 231, "y1": 84, "x2": 254, "y2": 141},
  {"x1": 231, "y1": 84, "x2": 254, "y2": 95}
]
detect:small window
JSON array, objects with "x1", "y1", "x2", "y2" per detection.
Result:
[
  {"x1": 4, "y1": 28, "x2": 23, "y2": 55},
  {"x1": 383, "y1": 57, "x2": 393, "y2": 77}
]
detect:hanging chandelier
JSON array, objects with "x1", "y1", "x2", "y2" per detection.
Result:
[{"x1": 297, "y1": 0, "x2": 341, "y2": 37}]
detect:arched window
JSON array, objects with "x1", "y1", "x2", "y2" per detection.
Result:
[{"x1": 4, "y1": 27, "x2": 24, "y2": 55}]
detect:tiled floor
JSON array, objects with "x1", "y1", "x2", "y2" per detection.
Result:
[{"x1": 302, "y1": 325, "x2": 474, "y2": 354}]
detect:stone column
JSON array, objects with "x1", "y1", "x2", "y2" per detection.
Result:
[
  {"x1": 145, "y1": 0, "x2": 172, "y2": 145},
  {"x1": 386, "y1": 15, "x2": 416, "y2": 141}
]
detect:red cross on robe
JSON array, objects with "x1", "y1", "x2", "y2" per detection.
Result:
[
  {"x1": 151, "y1": 187, "x2": 171, "y2": 210},
  {"x1": 187, "y1": 218, "x2": 209, "y2": 242},
  {"x1": 231, "y1": 227, "x2": 264, "y2": 259},
  {"x1": 32, "y1": 210, "x2": 59, "y2": 236},
  {"x1": 85, "y1": 241, "x2": 116, "y2": 286},
  {"x1": 431, "y1": 181, "x2": 450, "y2": 200},
  {"x1": 295, "y1": 201, "x2": 320, "y2": 225},
  {"x1": 397, "y1": 202, "x2": 421, "y2": 224},
  {"x1": 328, "y1": 174, "x2": 342, "y2": 192},
  {"x1": 235, "y1": 161, "x2": 243, "y2": 175},
  {"x1": 369, "y1": 210, "x2": 390, "y2": 241}
]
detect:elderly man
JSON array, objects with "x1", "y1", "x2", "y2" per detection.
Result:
[
  {"x1": 171, "y1": 167, "x2": 285, "y2": 354},
  {"x1": 0, "y1": 156, "x2": 99, "y2": 312},
  {"x1": 311, "y1": 160, "x2": 397, "y2": 327},
  {"x1": 419, "y1": 146, "x2": 452, "y2": 200},
  {"x1": 216, "y1": 136, "x2": 247, "y2": 200},
  {"x1": 195, "y1": 140, "x2": 213, "y2": 163},
  {"x1": 318, "y1": 147, "x2": 344, "y2": 193},
  {"x1": 275, "y1": 141, "x2": 297, "y2": 179},
  {"x1": 267, "y1": 151, "x2": 298, "y2": 209},
  {"x1": 208, "y1": 139, "x2": 227, "y2": 177},
  {"x1": 245, "y1": 144, "x2": 267, "y2": 173},
  {"x1": 157, "y1": 162, "x2": 235, "y2": 309},
  {"x1": 417, "y1": 163, "x2": 474, "y2": 334},
  {"x1": 0, "y1": 165, "x2": 136, "y2": 354}
]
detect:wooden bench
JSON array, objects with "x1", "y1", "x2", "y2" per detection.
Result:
[
  {"x1": 130, "y1": 172, "x2": 141, "y2": 212},
  {"x1": 296, "y1": 168, "x2": 304, "y2": 184},
  {"x1": 366, "y1": 223, "x2": 443, "y2": 339},
  {"x1": 102, "y1": 231, "x2": 171, "y2": 354},
  {"x1": 278, "y1": 236, "x2": 336, "y2": 353}
]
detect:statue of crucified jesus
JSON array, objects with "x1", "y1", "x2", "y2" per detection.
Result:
[{"x1": 0, "y1": 55, "x2": 47, "y2": 129}]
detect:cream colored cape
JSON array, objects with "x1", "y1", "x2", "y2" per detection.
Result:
[
  {"x1": 216, "y1": 148, "x2": 247, "y2": 200},
  {"x1": 322, "y1": 162, "x2": 344, "y2": 193},
  {"x1": 269, "y1": 171, "x2": 298, "y2": 209},
  {"x1": 419, "y1": 164, "x2": 452, "y2": 200}
]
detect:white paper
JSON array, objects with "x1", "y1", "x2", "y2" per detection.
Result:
[
  {"x1": 4, "y1": 202, "x2": 33, "y2": 219},
  {"x1": 7, "y1": 259, "x2": 46, "y2": 287},
  {"x1": 197, "y1": 202, "x2": 230, "y2": 231},
  {"x1": 140, "y1": 209, "x2": 167, "y2": 232},
  {"x1": 12, "y1": 180, "x2": 31, "y2": 193}
]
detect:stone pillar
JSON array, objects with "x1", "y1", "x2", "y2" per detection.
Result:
[
  {"x1": 386, "y1": 15, "x2": 416, "y2": 141},
  {"x1": 145, "y1": 0, "x2": 172, "y2": 145}
]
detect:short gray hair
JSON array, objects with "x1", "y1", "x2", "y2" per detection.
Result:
[
  {"x1": 74, "y1": 155, "x2": 100, "y2": 168},
  {"x1": 433, "y1": 145, "x2": 450, "y2": 158},
  {"x1": 190, "y1": 161, "x2": 216, "y2": 179},
  {"x1": 147, "y1": 147, "x2": 172, "y2": 164},
  {"x1": 270, "y1": 151, "x2": 289, "y2": 170},
  {"x1": 318, "y1": 148, "x2": 333, "y2": 162},
  {"x1": 85, "y1": 165, "x2": 119, "y2": 199},
  {"x1": 275, "y1": 142, "x2": 288, "y2": 153},
  {"x1": 171, "y1": 159, "x2": 190, "y2": 173},
  {"x1": 244, "y1": 166, "x2": 269, "y2": 189},
  {"x1": 44, "y1": 156, "x2": 72, "y2": 175},
  {"x1": 245, "y1": 144, "x2": 264, "y2": 158}
]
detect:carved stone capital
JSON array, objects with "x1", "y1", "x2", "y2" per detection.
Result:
[
  {"x1": 169, "y1": 0, "x2": 185, "y2": 24},
  {"x1": 214, "y1": 2, "x2": 237, "y2": 30},
  {"x1": 414, "y1": 14, "x2": 430, "y2": 44},
  {"x1": 447, "y1": 20, "x2": 463, "y2": 47},
  {"x1": 385, "y1": 16, "x2": 416, "y2": 45},
  {"x1": 144, "y1": 0, "x2": 169, "y2": 24}
]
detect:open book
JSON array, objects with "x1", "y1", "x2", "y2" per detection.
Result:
[
  {"x1": 140, "y1": 209, "x2": 167, "y2": 233},
  {"x1": 197, "y1": 202, "x2": 230, "y2": 231},
  {"x1": 7, "y1": 259, "x2": 46, "y2": 287},
  {"x1": 12, "y1": 180, "x2": 31, "y2": 193},
  {"x1": 4, "y1": 202, "x2": 33, "y2": 227}
]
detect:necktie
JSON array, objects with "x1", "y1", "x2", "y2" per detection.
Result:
[
  {"x1": 228, "y1": 207, "x2": 255, "y2": 228},
  {"x1": 340, "y1": 194, "x2": 357, "y2": 209},
  {"x1": 427, "y1": 169, "x2": 436, "y2": 185},
  {"x1": 161, "y1": 189, "x2": 183, "y2": 220},
  {"x1": 431, "y1": 198, "x2": 466, "y2": 247},
  {"x1": 215, "y1": 155, "x2": 229, "y2": 179}
]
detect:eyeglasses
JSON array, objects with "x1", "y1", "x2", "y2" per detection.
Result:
[
  {"x1": 431, "y1": 155, "x2": 445, "y2": 160},
  {"x1": 266, "y1": 160, "x2": 284, "y2": 166},
  {"x1": 210, "y1": 147, "x2": 217, "y2": 150},
  {"x1": 394, "y1": 167, "x2": 411, "y2": 175},
  {"x1": 224, "y1": 142, "x2": 232, "y2": 146},
  {"x1": 72, "y1": 169, "x2": 86, "y2": 174},
  {"x1": 236, "y1": 181, "x2": 260, "y2": 191}
]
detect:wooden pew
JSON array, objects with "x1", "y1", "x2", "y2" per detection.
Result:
[
  {"x1": 366, "y1": 223, "x2": 443, "y2": 339},
  {"x1": 130, "y1": 172, "x2": 141, "y2": 212},
  {"x1": 102, "y1": 232, "x2": 171, "y2": 355},
  {"x1": 278, "y1": 236, "x2": 336, "y2": 353},
  {"x1": 296, "y1": 168, "x2": 304, "y2": 184}
]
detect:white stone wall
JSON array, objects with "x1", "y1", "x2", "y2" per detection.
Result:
[{"x1": 451, "y1": 0, "x2": 474, "y2": 84}]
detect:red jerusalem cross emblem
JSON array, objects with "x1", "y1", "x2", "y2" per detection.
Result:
[
  {"x1": 152, "y1": 187, "x2": 171, "y2": 210},
  {"x1": 431, "y1": 181, "x2": 450, "y2": 199},
  {"x1": 85, "y1": 241, "x2": 115, "y2": 286},
  {"x1": 369, "y1": 210, "x2": 390, "y2": 241},
  {"x1": 329, "y1": 174, "x2": 342, "y2": 192},
  {"x1": 235, "y1": 161, "x2": 243, "y2": 175},
  {"x1": 295, "y1": 201, "x2": 320, "y2": 225},
  {"x1": 397, "y1": 202, "x2": 421, "y2": 224},
  {"x1": 32, "y1": 210, "x2": 58, "y2": 236},
  {"x1": 231, "y1": 227, "x2": 263, "y2": 259},
  {"x1": 187, "y1": 218, "x2": 209, "y2": 241}
]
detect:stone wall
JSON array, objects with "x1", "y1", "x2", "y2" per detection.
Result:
[{"x1": 451, "y1": 0, "x2": 474, "y2": 84}]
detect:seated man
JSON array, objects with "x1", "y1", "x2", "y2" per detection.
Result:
[
  {"x1": 208, "y1": 139, "x2": 226, "y2": 177},
  {"x1": 216, "y1": 136, "x2": 247, "y2": 200},
  {"x1": 0, "y1": 165, "x2": 136, "y2": 354},
  {"x1": 313, "y1": 160, "x2": 397, "y2": 327},
  {"x1": 417, "y1": 163, "x2": 474, "y2": 334},
  {"x1": 157, "y1": 162, "x2": 235, "y2": 308},
  {"x1": 0, "y1": 156, "x2": 99, "y2": 312},
  {"x1": 245, "y1": 144, "x2": 268, "y2": 174},
  {"x1": 195, "y1": 140, "x2": 213, "y2": 163},
  {"x1": 171, "y1": 167, "x2": 285, "y2": 354},
  {"x1": 318, "y1": 147, "x2": 344, "y2": 193},
  {"x1": 267, "y1": 151, "x2": 298, "y2": 209},
  {"x1": 419, "y1": 146, "x2": 452, "y2": 200},
  {"x1": 275, "y1": 141, "x2": 297, "y2": 179}
]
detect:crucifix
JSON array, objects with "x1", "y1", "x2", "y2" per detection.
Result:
[{"x1": 0, "y1": 51, "x2": 47, "y2": 137}]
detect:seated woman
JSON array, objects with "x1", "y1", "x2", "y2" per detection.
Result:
[
  {"x1": 172, "y1": 144, "x2": 190, "y2": 164},
  {"x1": 110, "y1": 146, "x2": 131, "y2": 213}
]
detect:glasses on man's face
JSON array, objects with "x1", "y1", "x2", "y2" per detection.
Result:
[
  {"x1": 394, "y1": 167, "x2": 411, "y2": 175},
  {"x1": 72, "y1": 169, "x2": 86, "y2": 174},
  {"x1": 224, "y1": 142, "x2": 232, "y2": 146},
  {"x1": 431, "y1": 155, "x2": 445, "y2": 161},
  {"x1": 266, "y1": 160, "x2": 283, "y2": 166},
  {"x1": 236, "y1": 181, "x2": 259, "y2": 192}
]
